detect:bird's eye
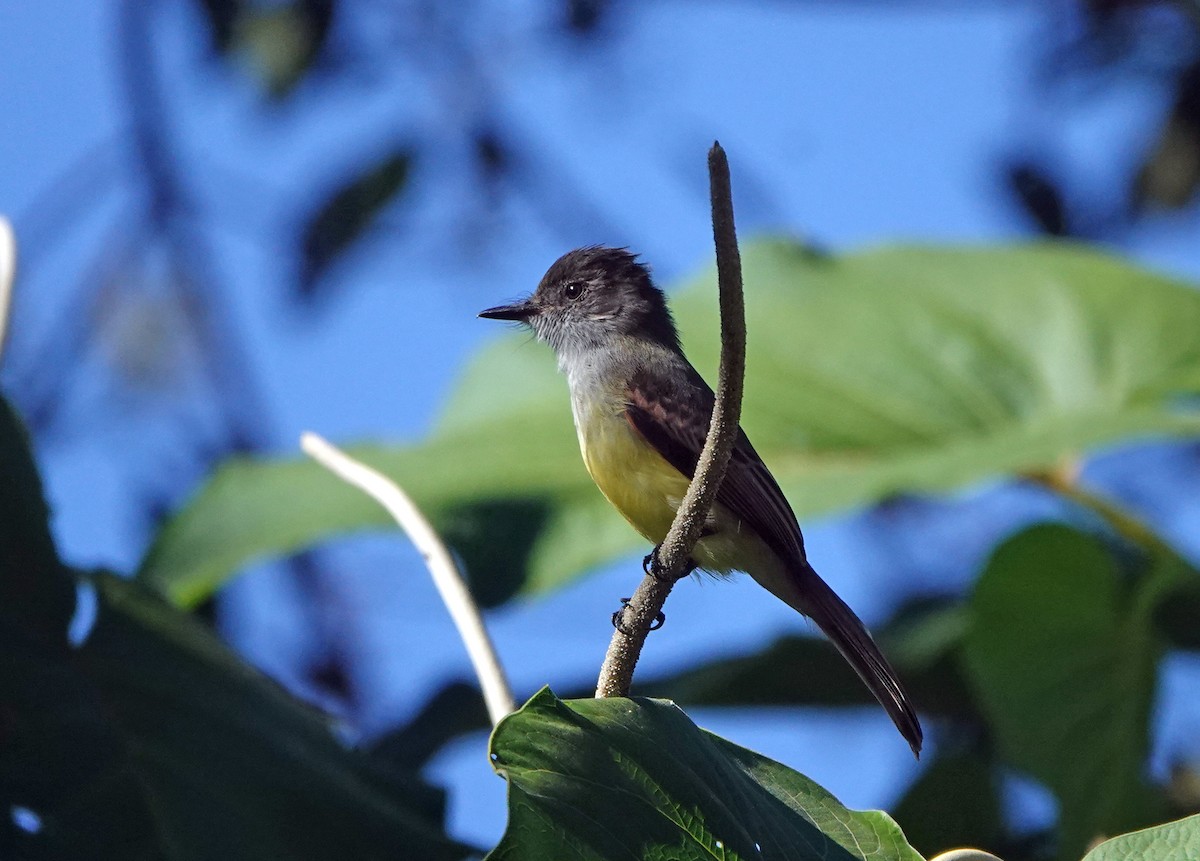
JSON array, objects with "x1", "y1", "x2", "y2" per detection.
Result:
[{"x1": 564, "y1": 281, "x2": 584, "y2": 300}]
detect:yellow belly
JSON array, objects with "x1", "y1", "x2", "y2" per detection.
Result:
[
  {"x1": 573, "y1": 397, "x2": 789, "y2": 586},
  {"x1": 576, "y1": 405, "x2": 690, "y2": 545},
  {"x1": 571, "y1": 387, "x2": 811, "y2": 614}
]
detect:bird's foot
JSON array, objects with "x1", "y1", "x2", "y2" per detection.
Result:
[
  {"x1": 642, "y1": 547, "x2": 699, "y2": 582},
  {"x1": 611, "y1": 597, "x2": 665, "y2": 635}
]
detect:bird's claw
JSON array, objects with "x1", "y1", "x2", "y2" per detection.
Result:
[
  {"x1": 642, "y1": 547, "x2": 698, "y2": 581},
  {"x1": 611, "y1": 597, "x2": 665, "y2": 634}
]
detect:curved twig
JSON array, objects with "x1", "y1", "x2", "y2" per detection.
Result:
[
  {"x1": 596, "y1": 142, "x2": 747, "y2": 698},
  {"x1": 301, "y1": 432, "x2": 515, "y2": 725}
]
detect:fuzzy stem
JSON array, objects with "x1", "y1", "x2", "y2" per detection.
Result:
[{"x1": 596, "y1": 142, "x2": 747, "y2": 698}]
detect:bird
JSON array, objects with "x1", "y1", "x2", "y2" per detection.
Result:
[{"x1": 480, "y1": 245, "x2": 922, "y2": 756}]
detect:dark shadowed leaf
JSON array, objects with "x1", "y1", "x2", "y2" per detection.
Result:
[
  {"x1": 1135, "y1": 60, "x2": 1200, "y2": 211},
  {"x1": 564, "y1": 0, "x2": 609, "y2": 35},
  {"x1": 139, "y1": 241, "x2": 1200, "y2": 606},
  {"x1": 195, "y1": 0, "x2": 241, "y2": 53},
  {"x1": 0, "y1": 394, "x2": 71, "y2": 630},
  {"x1": 1, "y1": 394, "x2": 468, "y2": 859},
  {"x1": 4, "y1": 573, "x2": 471, "y2": 861},
  {"x1": 892, "y1": 750, "x2": 1002, "y2": 859},
  {"x1": 300, "y1": 150, "x2": 411, "y2": 297},
  {"x1": 963, "y1": 524, "x2": 1172, "y2": 859},
  {"x1": 636, "y1": 598, "x2": 977, "y2": 721},
  {"x1": 1154, "y1": 569, "x2": 1200, "y2": 650},
  {"x1": 368, "y1": 680, "x2": 490, "y2": 771},
  {"x1": 439, "y1": 496, "x2": 554, "y2": 608},
  {"x1": 1007, "y1": 162, "x2": 1069, "y2": 236},
  {"x1": 486, "y1": 688, "x2": 921, "y2": 861}
]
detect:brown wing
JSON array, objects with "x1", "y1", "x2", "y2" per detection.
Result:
[
  {"x1": 625, "y1": 361, "x2": 924, "y2": 757},
  {"x1": 624, "y1": 364, "x2": 808, "y2": 568}
]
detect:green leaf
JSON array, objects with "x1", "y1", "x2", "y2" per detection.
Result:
[
  {"x1": 962, "y1": 524, "x2": 1170, "y2": 859},
  {"x1": 487, "y1": 688, "x2": 922, "y2": 861},
  {"x1": 139, "y1": 241, "x2": 1200, "y2": 605},
  {"x1": 1081, "y1": 813, "x2": 1200, "y2": 861},
  {"x1": 3, "y1": 573, "x2": 471, "y2": 860}
]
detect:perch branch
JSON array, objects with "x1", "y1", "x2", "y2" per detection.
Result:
[
  {"x1": 301, "y1": 432, "x2": 515, "y2": 725},
  {"x1": 596, "y1": 142, "x2": 747, "y2": 698}
]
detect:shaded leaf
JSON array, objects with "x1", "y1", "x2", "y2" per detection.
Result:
[
  {"x1": 487, "y1": 688, "x2": 921, "y2": 860},
  {"x1": 300, "y1": 150, "x2": 411, "y2": 296},
  {"x1": 473, "y1": 126, "x2": 508, "y2": 179},
  {"x1": 139, "y1": 241, "x2": 1200, "y2": 606},
  {"x1": 962, "y1": 524, "x2": 1171, "y2": 859},
  {"x1": 0, "y1": 394, "x2": 467, "y2": 858},
  {"x1": 0, "y1": 393, "x2": 71, "y2": 632},
  {"x1": 195, "y1": 0, "x2": 241, "y2": 53},
  {"x1": 629, "y1": 598, "x2": 977, "y2": 721},
  {"x1": 1135, "y1": 60, "x2": 1200, "y2": 211},
  {"x1": 1154, "y1": 569, "x2": 1200, "y2": 650},
  {"x1": 439, "y1": 496, "x2": 554, "y2": 608},
  {"x1": 1008, "y1": 162, "x2": 1069, "y2": 236},
  {"x1": 892, "y1": 751, "x2": 1002, "y2": 859},
  {"x1": 564, "y1": 0, "x2": 608, "y2": 35},
  {"x1": 3, "y1": 571, "x2": 471, "y2": 860},
  {"x1": 1081, "y1": 813, "x2": 1200, "y2": 861},
  {"x1": 234, "y1": 0, "x2": 334, "y2": 97},
  {"x1": 368, "y1": 680, "x2": 489, "y2": 771},
  {"x1": 0, "y1": 394, "x2": 132, "y2": 858}
]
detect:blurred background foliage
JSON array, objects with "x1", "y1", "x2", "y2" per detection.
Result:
[{"x1": 4, "y1": 1, "x2": 1200, "y2": 859}]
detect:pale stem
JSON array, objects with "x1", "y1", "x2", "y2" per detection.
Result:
[
  {"x1": 0, "y1": 217, "x2": 17, "y2": 367},
  {"x1": 301, "y1": 432, "x2": 516, "y2": 726}
]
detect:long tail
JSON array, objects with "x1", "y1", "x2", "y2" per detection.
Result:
[{"x1": 792, "y1": 561, "x2": 923, "y2": 757}]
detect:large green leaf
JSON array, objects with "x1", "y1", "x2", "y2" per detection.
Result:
[
  {"x1": 1081, "y1": 814, "x2": 1200, "y2": 861},
  {"x1": 486, "y1": 688, "x2": 922, "y2": 860},
  {"x1": 139, "y1": 241, "x2": 1200, "y2": 605},
  {"x1": 962, "y1": 524, "x2": 1175, "y2": 860}
]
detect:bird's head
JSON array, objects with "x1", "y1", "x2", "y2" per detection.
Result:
[{"x1": 479, "y1": 246, "x2": 680, "y2": 358}]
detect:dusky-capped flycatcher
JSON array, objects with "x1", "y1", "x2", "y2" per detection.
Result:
[{"x1": 480, "y1": 246, "x2": 922, "y2": 756}]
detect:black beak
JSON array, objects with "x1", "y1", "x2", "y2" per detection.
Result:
[{"x1": 479, "y1": 299, "x2": 537, "y2": 321}]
